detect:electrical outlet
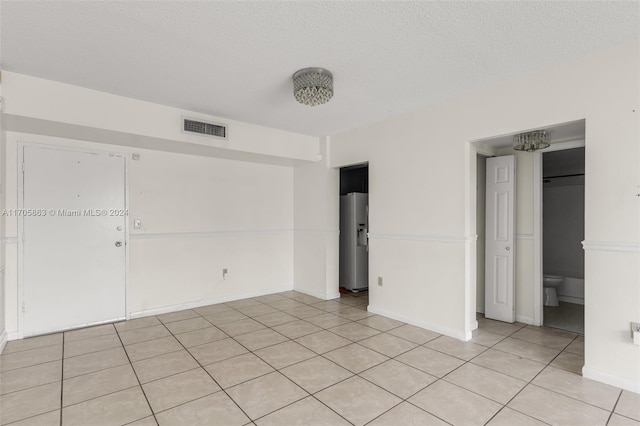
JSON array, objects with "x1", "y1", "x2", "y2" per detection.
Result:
[
  {"x1": 133, "y1": 219, "x2": 142, "y2": 229},
  {"x1": 222, "y1": 268, "x2": 228, "y2": 280},
  {"x1": 632, "y1": 322, "x2": 640, "y2": 345},
  {"x1": 377, "y1": 276, "x2": 383, "y2": 286}
]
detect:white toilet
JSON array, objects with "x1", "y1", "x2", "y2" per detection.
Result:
[{"x1": 543, "y1": 274, "x2": 564, "y2": 307}]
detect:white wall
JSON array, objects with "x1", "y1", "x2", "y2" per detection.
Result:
[
  {"x1": 544, "y1": 183, "x2": 585, "y2": 278},
  {"x1": 2, "y1": 132, "x2": 295, "y2": 335},
  {"x1": 0, "y1": 74, "x2": 6, "y2": 352},
  {"x1": 325, "y1": 42, "x2": 640, "y2": 391},
  {"x1": 476, "y1": 155, "x2": 486, "y2": 313},
  {"x1": 293, "y1": 138, "x2": 340, "y2": 300}
]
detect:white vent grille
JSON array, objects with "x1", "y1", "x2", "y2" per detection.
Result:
[{"x1": 183, "y1": 118, "x2": 227, "y2": 139}]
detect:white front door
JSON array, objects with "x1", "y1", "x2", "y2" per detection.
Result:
[
  {"x1": 23, "y1": 145, "x2": 126, "y2": 336},
  {"x1": 485, "y1": 155, "x2": 516, "y2": 323}
]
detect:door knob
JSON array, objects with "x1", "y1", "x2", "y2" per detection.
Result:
[
  {"x1": 506, "y1": 246, "x2": 510, "y2": 251},
  {"x1": 115, "y1": 241, "x2": 122, "y2": 247}
]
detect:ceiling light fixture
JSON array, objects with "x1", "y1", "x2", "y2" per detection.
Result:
[
  {"x1": 513, "y1": 130, "x2": 550, "y2": 152},
  {"x1": 292, "y1": 67, "x2": 333, "y2": 106}
]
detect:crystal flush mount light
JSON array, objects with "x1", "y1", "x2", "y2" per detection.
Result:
[
  {"x1": 292, "y1": 67, "x2": 333, "y2": 106},
  {"x1": 513, "y1": 130, "x2": 550, "y2": 152}
]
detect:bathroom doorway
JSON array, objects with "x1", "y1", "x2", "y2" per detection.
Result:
[{"x1": 541, "y1": 146, "x2": 585, "y2": 333}]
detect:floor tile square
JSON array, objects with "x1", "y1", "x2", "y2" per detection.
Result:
[
  {"x1": 272, "y1": 320, "x2": 322, "y2": 339},
  {"x1": 164, "y1": 317, "x2": 212, "y2": 335},
  {"x1": 205, "y1": 353, "x2": 274, "y2": 389},
  {"x1": 114, "y1": 316, "x2": 161, "y2": 333},
  {"x1": 63, "y1": 364, "x2": 138, "y2": 406},
  {"x1": 328, "y1": 323, "x2": 380, "y2": 341},
  {"x1": 142, "y1": 368, "x2": 219, "y2": 412},
  {"x1": 333, "y1": 307, "x2": 372, "y2": 321},
  {"x1": 64, "y1": 334, "x2": 121, "y2": 358},
  {"x1": 6, "y1": 410, "x2": 61, "y2": 426},
  {"x1": 268, "y1": 299, "x2": 307, "y2": 310},
  {"x1": 396, "y1": 346, "x2": 464, "y2": 377},
  {"x1": 1, "y1": 361, "x2": 61, "y2": 395},
  {"x1": 233, "y1": 329, "x2": 288, "y2": 351},
  {"x1": 486, "y1": 407, "x2": 548, "y2": 425},
  {"x1": 493, "y1": 337, "x2": 561, "y2": 363},
  {"x1": 216, "y1": 318, "x2": 266, "y2": 336},
  {"x1": 444, "y1": 362, "x2": 526, "y2": 404},
  {"x1": 2, "y1": 333, "x2": 62, "y2": 354},
  {"x1": 358, "y1": 333, "x2": 417, "y2": 357},
  {"x1": 425, "y1": 335, "x2": 488, "y2": 360},
  {"x1": 323, "y1": 343, "x2": 388, "y2": 374},
  {"x1": 368, "y1": 401, "x2": 448, "y2": 426},
  {"x1": 615, "y1": 390, "x2": 640, "y2": 421},
  {"x1": 0, "y1": 382, "x2": 61, "y2": 424},
  {"x1": 157, "y1": 309, "x2": 200, "y2": 324},
  {"x1": 255, "y1": 396, "x2": 351, "y2": 426},
  {"x1": 64, "y1": 346, "x2": 129, "y2": 378},
  {"x1": 550, "y1": 350, "x2": 584, "y2": 374},
  {"x1": 360, "y1": 359, "x2": 436, "y2": 399},
  {"x1": 61, "y1": 386, "x2": 151, "y2": 426},
  {"x1": 0, "y1": 344, "x2": 63, "y2": 372},
  {"x1": 254, "y1": 341, "x2": 316, "y2": 369},
  {"x1": 287, "y1": 293, "x2": 324, "y2": 305},
  {"x1": 564, "y1": 339, "x2": 584, "y2": 355},
  {"x1": 155, "y1": 392, "x2": 250, "y2": 426},
  {"x1": 280, "y1": 356, "x2": 352, "y2": 394},
  {"x1": 608, "y1": 414, "x2": 640, "y2": 426},
  {"x1": 357, "y1": 315, "x2": 405, "y2": 332},
  {"x1": 470, "y1": 348, "x2": 546, "y2": 381},
  {"x1": 532, "y1": 366, "x2": 620, "y2": 410},
  {"x1": 508, "y1": 384, "x2": 610, "y2": 425},
  {"x1": 295, "y1": 330, "x2": 351, "y2": 354},
  {"x1": 132, "y1": 350, "x2": 199, "y2": 383},
  {"x1": 188, "y1": 338, "x2": 248, "y2": 365},
  {"x1": 226, "y1": 298, "x2": 262, "y2": 309},
  {"x1": 304, "y1": 313, "x2": 352, "y2": 329},
  {"x1": 469, "y1": 329, "x2": 506, "y2": 347},
  {"x1": 226, "y1": 372, "x2": 307, "y2": 419},
  {"x1": 253, "y1": 311, "x2": 298, "y2": 327},
  {"x1": 202, "y1": 310, "x2": 249, "y2": 325},
  {"x1": 193, "y1": 303, "x2": 233, "y2": 316},
  {"x1": 174, "y1": 326, "x2": 228, "y2": 348},
  {"x1": 127, "y1": 416, "x2": 158, "y2": 426},
  {"x1": 236, "y1": 304, "x2": 279, "y2": 317},
  {"x1": 124, "y1": 336, "x2": 183, "y2": 362},
  {"x1": 64, "y1": 324, "x2": 115, "y2": 342},
  {"x1": 315, "y1": 376, "x2": 401, "y2": 426},
  {"x1": 476, "y1": 318, "x2": 524, "y2": 336},
  {"x1": 387, "y1": 324, "x2": 440, "y2": 344},
  {"x1": 284, "y1": 306, "x2": 325, "y2": 319},
  {"x1": 311, "y1": 300, "x2": 344, "y2": 313},
  {"x1": 118, "y1": 324, "x2": 171, "y2": 345},
  {"x1": 511, "y1": 327, "x2": 574, "y2": 350},
  {"x1": 410, "y1": 380, "x2": 501, "y2": 426}
]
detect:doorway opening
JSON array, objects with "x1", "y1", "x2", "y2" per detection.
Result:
[
  {"x1": 339, "y1": 163, "x2": 369, "y2": 293},
  {"x1": 541, "y1": 146, "x2": 585, "y2": 334}
]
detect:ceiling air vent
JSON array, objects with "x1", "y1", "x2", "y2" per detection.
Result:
[{"x1": 182, "y1": 117, "x2": 227, "y2": 140}]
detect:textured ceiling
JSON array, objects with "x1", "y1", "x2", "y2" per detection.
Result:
[{"x1": 1, "y1": 1, "x2": 638, "y2": 137}]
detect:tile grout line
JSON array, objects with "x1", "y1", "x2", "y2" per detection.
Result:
[
  {"x1": 113, "y1": 324, "x2": 159, "y2": 425},
  {"x1": 156, "y1": 317, "x2": 256, "y2": 424}
]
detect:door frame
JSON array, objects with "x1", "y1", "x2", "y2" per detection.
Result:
[
  {"x1": 17, "y1": 139, "x2": 130, "y2": 338},
  {"x1": 532, "y1": 139, "x2": 585, "y2": 326}
]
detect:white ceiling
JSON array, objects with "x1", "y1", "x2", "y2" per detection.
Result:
[{"x1": 1, "y1": 1, "x2": 638, "y2": 137}]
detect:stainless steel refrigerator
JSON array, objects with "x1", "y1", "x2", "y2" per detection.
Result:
[{"x1": 339, "y1": 192, "x2": 369, "y2": 291}]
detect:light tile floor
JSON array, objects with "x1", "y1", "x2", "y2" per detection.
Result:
[
  {"x1": 544, "y1": 301, "x2": 585, "y2": 334},
  {"x1": 1, "y1": 291, "x2": 638, "y2": 426}
]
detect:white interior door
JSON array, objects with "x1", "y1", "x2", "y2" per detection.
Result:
[
  {"x1": 485, "y1": 155, "x2": 516, "y2": 323},
  {"x1": 23, "y1": 145, "x2": 126, "y2": 336}
]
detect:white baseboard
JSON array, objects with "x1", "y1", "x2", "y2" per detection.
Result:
[
  {"x1": 516, "y1": 315, "x2": 534, "y2": 325},
  {"x1": 8, "y1": 331, "x2": 21, "y2": 341},
  {"x1": 583, "y1": 366, "x2": 640, "y2": 394},
  {"x1": 0, "y1": 329, "x2": 7, "y2": 353},
  {"x1": 368, "y1": 305, "x2": 470, "y2": 341},
  {"x1": 129, "y1": 286, "x2": 293, "y2": 319},
  {"x1": 469, "y1": 320, "x2": 479, "y2": 332},
  {"x1": 293, "y1": 287, "x2": 340, "y2": 301},
  {"x1": 558, "y1": 295, "x2": 584, "y2": 305}
]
